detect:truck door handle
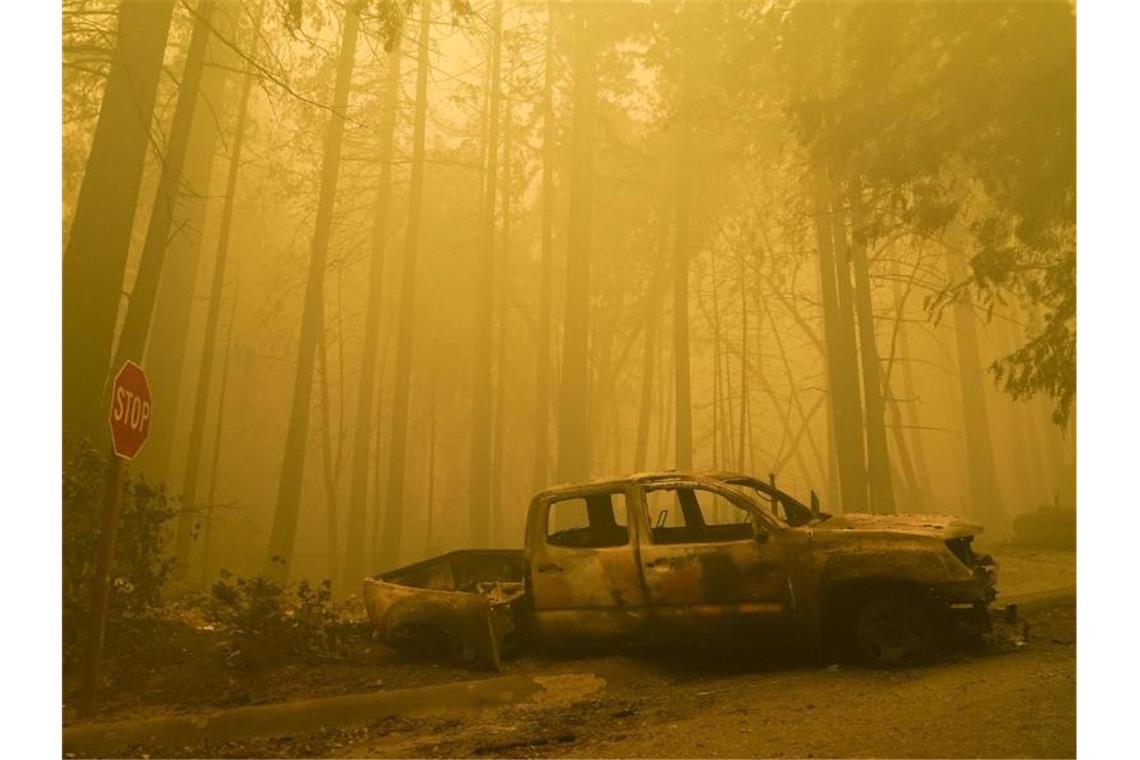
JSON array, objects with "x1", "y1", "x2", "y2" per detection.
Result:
[{"x1": 538, "y1": 563, "x2": 564, "y2": 574}]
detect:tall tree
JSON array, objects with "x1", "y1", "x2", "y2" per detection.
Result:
[
  {"x1": 136, "y1": 2, "x2": 238, "y2": 485},
  {"x1": 810, "y1": 169, "x2": 868, "y2": 512},
  {"x1": 736, "y1": 241, "x2": 753, "y2": 473},
  {"x1": 671, "y1": 80, "x2": 694, "y2": 470},
  {"x1": 634, "y1": 249, "x2": 668, "y2": 471},
  {"x1": 490, "y1": 47, "x2": 516, "y2": 547},
  {"x1": 343, "y1": 34, "x2": 404, "y2": 587},
  {"x1": 198, "y1": 278, "x2": 240, "y2": 584},
  {"x1": 555, "y1": 4, "x2": 597, "y2": 483},
  {"x1": 378, "y1": 0, "x2": 433, "y2": 567},
  {"x1": 263, "y1": 2, "x2": 361, "y2": 581},
  {"x1": 63, "y1": 0, "x2": 175, "y2": 440},
  {"x1": 844, "y1": 189, "x2": 895, "y2": 513},
  {"x1": 316, "y1": 322, "x2": 346, "y2": 583},
  {"x1": 176, "y1": 0, "x2": 264, "y2": 575},
  {"x1": 946, "y1": 227, "x2": 1007, "y2": 534},
  {"x1": 469, "y1": 0, "x2": 503, "y2": 548},
  {"x1": 110, "y1": 1, "x2": 218, "y2": 384},
  {"x1": 531, "y1": 0, "x2": 556, "y2": 491}
]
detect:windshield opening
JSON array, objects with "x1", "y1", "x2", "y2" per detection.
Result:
[{"x1": 718, "y1": 477, "x2": 819, "y2": 528}]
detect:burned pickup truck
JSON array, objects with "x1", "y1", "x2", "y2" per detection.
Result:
[{"x1": 362, "y1": 471, "x2": 996, "y2": 668}]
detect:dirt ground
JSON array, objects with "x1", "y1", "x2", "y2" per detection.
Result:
[
  {"x1": 65, "y1": 548, "x2": 1076, "y2": 758},
  {"x1": 137, "y1": 602, "x2": 1074, "y2": 759}
]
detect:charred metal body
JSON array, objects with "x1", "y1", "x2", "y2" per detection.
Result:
[{"x1": 363, "y1": 472, "x2": 998, "y2": 668}]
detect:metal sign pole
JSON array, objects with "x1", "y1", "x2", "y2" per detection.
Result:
[
  {"x1": 79, "y1": 360, "x2": 151, "y2": 717},
  {"x1": 78, "y1": 452, "x2": 126, "y2": 717}
]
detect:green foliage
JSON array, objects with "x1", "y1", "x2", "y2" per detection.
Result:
[
  {"x1": 62, "y1": 441, "x2": 177, "y2": 668},
  {"x1": 206, "y1": 571, "x2": 367, "y2": 668},
  {"x1": 776, "y1": 0, "x2": 1075, "y2": 424}
]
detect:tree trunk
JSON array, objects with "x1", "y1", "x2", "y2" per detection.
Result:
[
  {"x1": 136, "y1": 3, "x2": 236, "y2": 485},
  {"x1": 555, "y1": 4, "x2": 596, "y2": 483},
  {"x1": 424, "y1": 350, "x2": 439, "y2": 553},
  {"x1": 172, "y1": 0, "x2": 261, "y2": 576},
  {"x1": 491, "y1": 51, "x2": 515, "y2": 548},
  {"x1": 199, "y1": 278, "x2": 239, "y2": 585},
  {"x1": 672, "y1": 101, "x2": 694, "y2": 471},
  {"x1": 657, "y1": 331, "x2": 673, "y2": 467},
  {"x1": 317, "y1": 327, "x2": 341, "y2": 584},
  {"x1": 708, "y1": 253, "x2": 723, "y2": 469},
  {"x1": 809, "y1": 168, "x2": 867, "y2": 512},
  {"x1": 342, "y1": 35, "x2": 403, "y2": 588},
  {"x1": 369, "y1": 332, "x2": 392, "y2": 560},
  {"x1": 634, "y1": 252, "x2": 668, "y2": 471},
  {"x1": 737, "y1": 242, "x2": 752, "y2": 473},
  {"x1": 63, "y1": 0, "x2": 175, "y2": 440},
  {"x1": 995, "y1": 313, "x2": 1048, "y2": 511},
  {"x1": 378, "y1": 1, "x2": 433, "y2": 568},
  {"x1": 470, "y1": 0, "x2": 503, "y2": 547},
  {"x1": 532, "y1": 1, "x2": 556, "y2": 491},
  {"x1": 843, "y1": 187, "x2": 895, "y2": 513},
  {"x1": 945, "y1": 226, "x2": 1007, "y2": 535},
  {"x1": 110, "y1": 1, "x2": 218, "y2": 384},
  {"x1": 263, "y1": 3, "x2": 360, "y2": 581}
]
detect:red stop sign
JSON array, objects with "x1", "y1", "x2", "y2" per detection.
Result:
[{"x1": 108, "y1": 360, "x2": 152, "y2": 460}]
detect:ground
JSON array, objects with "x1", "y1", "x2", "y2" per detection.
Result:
[{"x1": 63, "y1": 547, "x2": 1076, "y2": 759}]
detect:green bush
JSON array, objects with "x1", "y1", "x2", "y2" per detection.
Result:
[{"x1": 62, "y1": 441, "x2": 177, "y2": 670}]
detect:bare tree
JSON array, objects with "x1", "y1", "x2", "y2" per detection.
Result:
[
  {"x1": 263, "y1": 2, "x2": 361, "y2": 581},
  {"x1": 378, "y1": 1, "x2": 433, "y2": 568},
  {"x1": 470, "y1": 0, "x2": 503, "y2": 548},
  {"x1": 844, "y1": 188, "x2": 895, "y2": 513},
  {"x1": 531, "y1": 0, "x2": 557, "y2": 491},
  {"x1": 810, "y1": 168, "x2": 868, "y2": 512},
  {"x1": 343, "y1": 33, "x2": 404, "y2": 588},
  {"x1": 555, "y1": 4, "x2": 597, "y2": 483},
  {"x1": 175, "y1": 0, "x2": 263, "y2": 577}
]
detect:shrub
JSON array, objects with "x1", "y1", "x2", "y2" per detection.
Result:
[
  {"x1": 206, "y1": 571, "x2": 368, "y2": 668},
  {"x1": 62, "y1": 440, "x2": 177, "y2": 670}
]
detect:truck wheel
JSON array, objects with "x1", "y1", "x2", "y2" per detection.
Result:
[{"x1": 853, "y1": 596, "x2": 935, "y2": 668}]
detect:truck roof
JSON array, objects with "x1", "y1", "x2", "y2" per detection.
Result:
[{"x1": 534, "y1": 470, "x2": 757, "y2": 499}]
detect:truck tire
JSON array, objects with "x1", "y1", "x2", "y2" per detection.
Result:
[{"x1": 852, "y1": 596, "x2": 936, "y2": 668}]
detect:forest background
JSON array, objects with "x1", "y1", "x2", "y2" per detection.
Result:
[{"x1": 58, "y1": 0, "x2": 1075, "y2": 594}]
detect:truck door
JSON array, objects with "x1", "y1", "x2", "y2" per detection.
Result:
[
  {"x1": 635, "y1": 479, "x2": 794, "y2": 627},
  {"x1": 527, "y1": 487, "x2": 648, "y2": 642}
]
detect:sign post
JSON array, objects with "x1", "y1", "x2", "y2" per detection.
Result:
[{"x1": 79, "y1": 360, "x2": 151, "y2": 716}]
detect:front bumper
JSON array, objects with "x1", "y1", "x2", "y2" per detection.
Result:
[{"x1": 934, "y1": 551, "x2": 999, "y2": 636}]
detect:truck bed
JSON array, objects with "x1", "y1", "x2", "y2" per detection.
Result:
[{"x1": 362, "y1": 549, "x2": 526, "y2": 670}]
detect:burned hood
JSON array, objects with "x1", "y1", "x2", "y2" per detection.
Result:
[{"x1": 811, "y1": 512, "x2": 983, "y2": 540}]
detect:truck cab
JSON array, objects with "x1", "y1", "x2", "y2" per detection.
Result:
[{"x1": 526, "y1": 473, "x2": 807, "y2": 646}]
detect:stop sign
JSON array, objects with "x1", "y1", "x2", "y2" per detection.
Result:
[{"x1": 108, "y1": 360, "x2": 152, "y2": 460}]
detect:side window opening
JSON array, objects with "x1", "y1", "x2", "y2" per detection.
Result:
[
  {"x1": 546, "y1": 492, "x2": 629, "y2": 548},
  {"x1": 643, "y1": 486, "x2": 754, "y2": 545}
]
